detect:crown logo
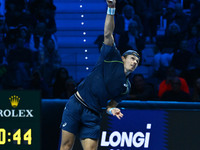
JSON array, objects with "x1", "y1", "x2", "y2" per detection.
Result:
[{"x1": 9, "y1": 95, "x2": 20, "y2": 108}]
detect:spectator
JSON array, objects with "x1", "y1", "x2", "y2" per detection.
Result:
[
  {"x1": 156, "y1": 22, "x2": 182, "y2": 51},
  {"x1": 17, "y1": 25, "x2": 31, "y2": 49},
  {"x1": 4, "y1": 28, "x2": 18, "y2": 50},
  {"x1": 186, "y1": 25, "x2": 200, "y2": 54},
  {"x1": 183, "y1": 40, "x2": 200, "y2": 86},
  {"x1": 173, "y1": 3, "x2": 190, "y2": 34},
  {"x1": 5, "y1": 0, "x2": 25, "y2": 12},
  {"x1": 30, "y1": 21, "x2": 57, "y2": 51},
  {"x1": 24, "y1": 69, "x2": 51, "y2": 98},
  {"x1": 118, "y1": 20, "x2": 145, "y2": 56},
  {"x1": 192, "y1": 77, "x2": 200, "y2": 101},
  {"x1": 190, "y1": 0, "x2": 200, "y2": 25},
  {"x1": 163, "y1": 1, "x2": 176, "y2": 27},
  {"x1": 40, "y1": 37, "x2": 61, "y2": 86},
  {"x1": 29, "y1": 0, "x2": 57, "y2": 34},
  {"x1": 128, "y1": 74, "x2": 156, "y2": 100},
  {"x1": 115, "y1": 4, "x2": 143, "y2": 45},
  {"x1": 53, "y1": 67, "x2": 69, "y2": 99},
  {"x1": 64, "y1": 78, "x2": 77, "y2": 99},
  {"x1": 5, "y1": 0, "x2": 23, "y2": 27},
  {"x1": 29, "y1": 22, "x2": 57, "y2": 68},
  {"x1": 116, "y1": 0, "x2": 129, "y2": 15},
  {"x1": 152, "y1": 47, "x2": 174, "y2": 80},
  {"x1": 171, "y1": 39, "x2": 192, "y2": 75},
  {"x1": 19, "y1": 10, "x2": 36, "y2": 31},
  {"x1": 133, "y1": 0, "x2": 162, "y2": 43},
  {"x1": 188, "y1": 40, "x2": 200, "y2": 70},
  {"x1": 5, "y1": 0, "x2": 35, "y2": 28},
  {"x1": 160, "y1": 77, "x2": 191, "y2": 101},
  {"x1": 4, "y1": 37, "x2": 33, "y2": 88},
  {"x1": 158, "y1": 67, "x2": 190, "y2": 98}
]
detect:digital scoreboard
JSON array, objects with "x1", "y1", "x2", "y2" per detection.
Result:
[{"x1": 0, "y1": 91, "x2": 41, "y2": 150}]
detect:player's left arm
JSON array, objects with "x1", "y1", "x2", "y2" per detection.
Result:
[{"x1": 107, "y1": 99, "x2": 123, "y2": 119}]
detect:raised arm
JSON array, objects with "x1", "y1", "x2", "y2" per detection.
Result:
[{"x1": 104, "y1": 0, "x2": 116, "y2": 46}]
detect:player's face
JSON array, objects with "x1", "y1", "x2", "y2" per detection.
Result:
[{"x1": 122, "y1": 55, "x2": 139, "y2": 72}]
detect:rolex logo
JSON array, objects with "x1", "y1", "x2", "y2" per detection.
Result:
[{"x1": 9, "y1": 95, "x2": 20, "y2": 108}]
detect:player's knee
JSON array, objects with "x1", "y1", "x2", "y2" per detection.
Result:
[
  {"x1": 83, "y1": 147, "x2": 97, "y2": 150},
  {"x1": 83, "y1": 144, "x2": 98, "y2": 150},
  {"x1": 60, "y1": 144, "x2": 73, "y2": 150},
  {"x1": 60, "y1": 140, "x2": 74, "y2": 150}
]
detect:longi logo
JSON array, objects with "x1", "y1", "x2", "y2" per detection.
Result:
[{"x1": 100, "y1": 123, "x2": 151, "y2": 148}]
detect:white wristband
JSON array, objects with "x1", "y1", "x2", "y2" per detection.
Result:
[
  {"x1": 107, "y1": 7, "x2": 116, "y2": 15},
  {"x1": 107, "y1": 108, "x2": 115, "y2": 115}
]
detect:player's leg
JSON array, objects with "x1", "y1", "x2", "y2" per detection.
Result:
[
  {"x1": 81, "y1": 138, "x2": 98, "y2": 150},
  {"x1": 80, "y1": 107, "x2": 101, "y2": 150},
  {"x1": 60, "y1": 130, "x2": 75, "y2": 150},
  {"x1": 60, "y1": 95, "x2": 81, "y2": 150}
]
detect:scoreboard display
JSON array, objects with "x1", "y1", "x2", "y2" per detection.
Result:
[{"x1": 0, "y1": 91, "x2": 41, "y2": 150}]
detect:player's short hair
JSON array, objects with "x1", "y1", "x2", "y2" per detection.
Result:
[{"x1": 122, "y1": 50, "x2": 140, "y2": 60}]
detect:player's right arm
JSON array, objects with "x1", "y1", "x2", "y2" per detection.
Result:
[
  {"x1": 107, "y1": 99, "x2": 123, "y2": 119},
  {"x1": 104, "y1": 0, "x2": 116, "y2": 46}
]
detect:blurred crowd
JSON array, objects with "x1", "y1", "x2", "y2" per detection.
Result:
[
  {"x1": 96, "y1": 0, "x2": 200, "y2": 102},
  {"x1": 0, "y1": 0, "x2": 76, "y2": 98},
  {"x1": 0, "y1": 0, "x2": 200, "y2": 102}
]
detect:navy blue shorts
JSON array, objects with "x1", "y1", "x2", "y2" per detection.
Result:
[{"x1": 60, "y1": 95, "x2": 101, "y2": 139}]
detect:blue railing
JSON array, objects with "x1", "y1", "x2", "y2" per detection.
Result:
[{"x1": 42, "y1": 99, "x2": 200, "y2": 110}]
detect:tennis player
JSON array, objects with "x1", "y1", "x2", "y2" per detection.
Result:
[{"x1": 60, "y1": 0, "x2": 140, "y2": 149}]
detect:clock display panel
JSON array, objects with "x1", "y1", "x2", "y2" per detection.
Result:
[{"x1": 0, "y1": 91, "x2": 41, "y2": 150}]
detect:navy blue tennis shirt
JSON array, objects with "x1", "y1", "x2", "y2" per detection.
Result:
[{"x1": 77, "y1": 43, "x2": 131, "y2": 114}]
